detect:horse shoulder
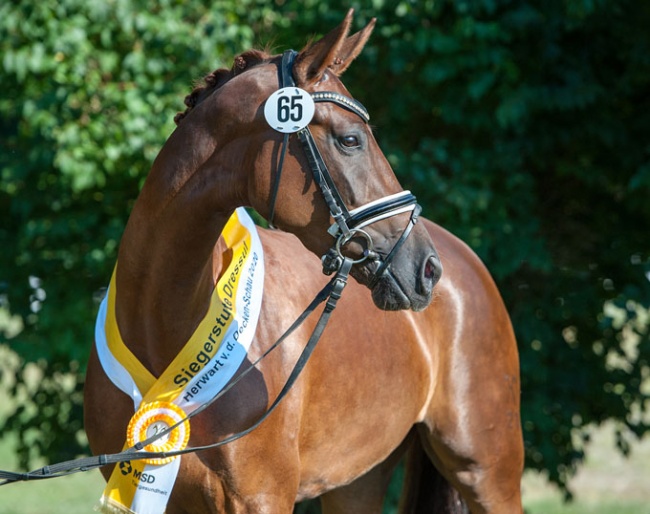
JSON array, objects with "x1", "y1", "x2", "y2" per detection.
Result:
[{"x1": 418, "y1": 216, "x2": 519, "y2": 397}]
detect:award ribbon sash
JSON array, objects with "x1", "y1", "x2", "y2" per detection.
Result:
[{"x1": 94, "y1": 208, "x2": 264, "y2": 514}]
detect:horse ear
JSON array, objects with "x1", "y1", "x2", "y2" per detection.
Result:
[
  {"x1": 294, "y1": 9, "x2": 375, "y2": 86},
  {"x1": 329, "y1": 17, "x2": 376, "y2": 76}
]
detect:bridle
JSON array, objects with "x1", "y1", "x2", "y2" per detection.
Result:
[{"x1": 268, "y1": 50, "x2": 421, "y2": 285}]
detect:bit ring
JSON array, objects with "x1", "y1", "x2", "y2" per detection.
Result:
[{"x1": 335, "y1": 229, "x2": 374, "y2": 264}]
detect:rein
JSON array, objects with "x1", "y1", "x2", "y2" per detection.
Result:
[
  {"x1": 268, "y1": 50, "x2": 422, "y2": 278},
  {"x1": 0, "y1": 258, "x2": 353, "y2": 485}
]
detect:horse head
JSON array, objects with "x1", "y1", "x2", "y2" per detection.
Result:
[{"x1": 174, "y1": 10, "x2": 441, "y2": 311}]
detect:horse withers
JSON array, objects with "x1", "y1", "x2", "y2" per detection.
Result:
[{"x1": 84, "y1": 10, "x2": 523, "y2": 514}]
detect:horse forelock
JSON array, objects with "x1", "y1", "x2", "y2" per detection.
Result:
[{"x1": 174, "y1": 49, "x2": 273, "y2": 125}]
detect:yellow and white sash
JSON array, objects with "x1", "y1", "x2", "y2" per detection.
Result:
[{"x1": 94, "y1": 208, "x2": 264, "y2": 514}]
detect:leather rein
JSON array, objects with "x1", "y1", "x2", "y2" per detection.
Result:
[{"x1": 0, "y1": 259, "x2": 353, "y2": 484}]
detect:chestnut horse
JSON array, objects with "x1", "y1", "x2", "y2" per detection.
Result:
[{"x1": 84, "y1": 11, "x2": 523, "y2": 514}]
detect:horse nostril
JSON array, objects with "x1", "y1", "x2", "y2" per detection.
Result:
[
  {"x1": 422, "y1": 255, "x2": 442, "y2": 291},
  {"x1": 424, "y1": 258, "x2": 436, "y2": 280}
]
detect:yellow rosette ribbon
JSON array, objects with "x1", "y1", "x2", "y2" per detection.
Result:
[{"x1": 126, "y1": 401, "x2": 190, "y2": 466}]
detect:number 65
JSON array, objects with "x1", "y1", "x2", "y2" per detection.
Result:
[{"x1": 277, "y1": 95, "x2": 303, "y2": 123}]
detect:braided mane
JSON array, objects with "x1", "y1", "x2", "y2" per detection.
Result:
[{"x1": 174, "y1": 49, "x2": 272, "y2": 125}]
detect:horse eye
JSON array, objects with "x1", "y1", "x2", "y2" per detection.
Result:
[{"x1": 339, "y1": 135, "x2": 360, "y2": 148}]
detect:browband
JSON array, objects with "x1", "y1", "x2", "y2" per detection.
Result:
[{"x1": 312, "y1": 92, "x2": 370, "y2": 123}]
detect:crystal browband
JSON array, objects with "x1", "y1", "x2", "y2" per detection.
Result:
[{"x1": 311, "y1": 91, "x2": 370, "y2": 123}]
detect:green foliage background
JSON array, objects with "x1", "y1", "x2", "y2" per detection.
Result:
[{"x1": 1, "y1": 0, "x2": 649, "y2": 502}]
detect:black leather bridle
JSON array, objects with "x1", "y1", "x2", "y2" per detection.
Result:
[{"x1": 268, "y1": 50, "x2": 421, "y2": 285}]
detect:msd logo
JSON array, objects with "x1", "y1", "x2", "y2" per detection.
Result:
[{"x1": 118, "y1": 461, "x2": 156, "y2": 484}]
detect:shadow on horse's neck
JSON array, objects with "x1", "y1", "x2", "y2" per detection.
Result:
[{"x1": 115, "y1": 113, "x2": 245, "y2": 375}]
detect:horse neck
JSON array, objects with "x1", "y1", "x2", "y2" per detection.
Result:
[{"x1": 114, "y1": 119, "x2": 243, "y2": 375}]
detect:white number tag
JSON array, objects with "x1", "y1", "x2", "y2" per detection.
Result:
[{"x1": 264, "y1": 87, "x2": 315, "y2": 133}]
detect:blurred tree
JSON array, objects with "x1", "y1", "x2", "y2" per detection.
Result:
[{"x1": 1, "y1": 0, "x2": 649, "y2": 505}]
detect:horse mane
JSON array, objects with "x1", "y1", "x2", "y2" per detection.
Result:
[{"x1": 174, "y1": 49, "x2": 273, "y2": 125}]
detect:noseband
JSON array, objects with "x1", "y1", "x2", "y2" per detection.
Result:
[{"x1": 267, "y1": 50, "x2": 421, "y2": 285}]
